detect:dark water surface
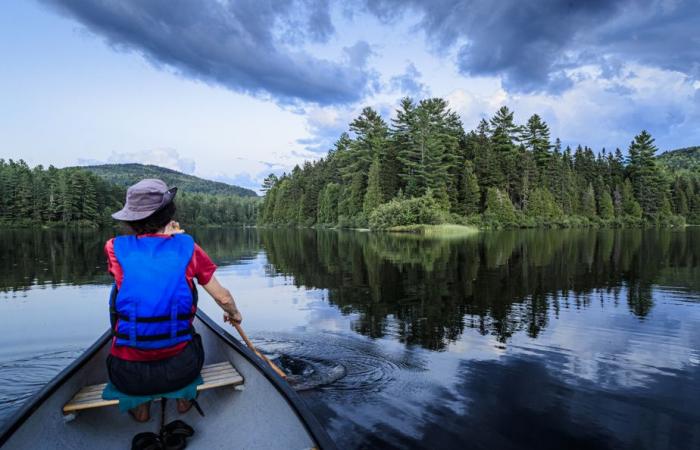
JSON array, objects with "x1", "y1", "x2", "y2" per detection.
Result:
[{"x1": 1, "y1": 228, "x2": 699, "y2": 449}]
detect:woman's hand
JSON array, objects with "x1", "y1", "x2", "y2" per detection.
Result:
[
  {"x1": 224, "y1": 310, "x2": 243, "y2": 325},
  {"x1": 164, "y1": 220, "x2": 185, "y2": 235}
]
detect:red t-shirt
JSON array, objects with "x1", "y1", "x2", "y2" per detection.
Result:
[{"x1": 105, "y1": 234, "x2": 217, "y2": 361}]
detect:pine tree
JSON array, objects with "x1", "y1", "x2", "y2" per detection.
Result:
[
  {"x1": 82, "y1": 176, "x2": 99, "y2": 222},
  {"x1": 582, "y1": 183, "x2": 597, "y2": 219},
  {"x1": 560, "y1": 147, "x2": 577, "y2": 214},
  {"x1": 16, "y1": 164, "x2": 33, "y2": 220},
  {"x1": 470, "y1": 123, "x2": 504, "y2": 199},
  {"x1": 0, "y1": 160, "x2": 9, "y2": 220},
  {"x1": 489, "y1": 106, "x2": 520, "y2": 202},
  {"x1": 380, "y1": 140, "x2": 402, "y2": 201},
  {"x1": 461, "y1": 161, "x2": 480, "y2": 215},
  {"x1": 659, "y1": 193, "x2": 673, "y2": 218},
  {"x1": 526, "y1": 187, "x2": 563, "y2": 220},
  {"x1": 484, "y1": 187, "x2": 518, "y2": 226},
  {"x1": 339, "y1": 107, "x2": 389, "y2": 218},
  {"x1": 348, "y1": 171, "x2": 366, "y2": 218},
  {"x1": 671, "y1": 177, "x2": 689, "y2": 217},
  {"x1": 396, "y1": 98, "x2": 461, "y2": 201},
  {"x1": 261, "y1": 183, "x2": 279, "y2": 224},
  {"x1": 317, "y1": 183, "x2": 340, "y2": 224},
  {"x1": 598, "y1": 190, "x2": 614, "y2": 220},
  {"x1": 347, "y1": 107, "x2": 389, "y2": 176},
  {"x1": 299, "y1": 162, "x2": 323, "y2": 226},
  {"x1": 261, "y1": 173, "x2": 278, "y2": 194},
  {"x1": 622, "y1": 178, "x2": 643, "y2": 219},
  {"x1": 363, "y1": 157, "x2": 383, "y2": 214},
  {"x1": 489, "y1": 106, "x2": 520, "y2": 142},
  {"x1": 521, "y1": 114, "x2": 551, "y2": 186},
  {"x1": 546, "y1": 139, "x2": 563, "y2": 200},
  {"x1": 627, "y1": 131, "x2": 667, "y2": 218},
  {"x1": 391, "y1": 97, "x2": 416, "y2": 194},
  {"x1": 517, "y1": 150, "x2": 537, "y2": 210},
  {"x1": 612, "y1": 149, "x2": 625, "y2": 185},
  {"x1": 272, "y1": 178, "x2": 293, "y2": 224},
  {"x1": 689, "y1": 178, "x2": 700, "y2": 224}
]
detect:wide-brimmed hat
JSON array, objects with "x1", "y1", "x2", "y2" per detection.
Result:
[{"x1": 111, "y1": 179, "x2": 178, "y2": 221}]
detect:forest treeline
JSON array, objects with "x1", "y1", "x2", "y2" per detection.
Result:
[
  {"x1": 259, "y1": 98, "x2": 700, "y2": 229},
  {"x1": 81, "y1": 163, "x2": 258, "y2": 197},
  {"x1": 0, "y1": 160, "x2": 259, "y2": 227}
]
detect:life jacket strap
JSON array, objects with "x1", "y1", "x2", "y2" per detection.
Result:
[
  {"x1": 116, "y1": 312, "x2": 195, "y2": 323},
  {"x1": 113, "y1": 326, "x2": 194, "y2": 342}
]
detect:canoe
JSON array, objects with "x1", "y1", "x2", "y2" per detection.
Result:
[{"x1": 0, "y1": 311, "x2": 336, "y2": 450}]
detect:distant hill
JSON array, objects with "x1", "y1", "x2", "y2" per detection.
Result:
[
  {"x1": 79, "y1": 163, "x2": 257, "y2": 197},
  {"x1": 657, "y1": 146, "x2": 700, "y2": 173}
]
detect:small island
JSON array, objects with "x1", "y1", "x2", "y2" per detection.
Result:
[{"x1": 259, "y1": 98, "x2": 699, "y2": 232}]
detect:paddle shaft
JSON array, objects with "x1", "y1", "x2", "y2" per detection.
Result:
[{"x1": 233, "y1": 323, "x2": 287, "y2": 379}]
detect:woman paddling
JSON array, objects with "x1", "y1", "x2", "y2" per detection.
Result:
[{"x1": 105, "y1": 178, "x2": 243, "y2": 422}]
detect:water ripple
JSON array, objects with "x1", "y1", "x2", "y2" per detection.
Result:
[
  {"x1": 0, "y1": 349, "x2": 82, "y2": 423},
  {"x1": 254, "y1": 333, "x2": 425, "y2": 395}
]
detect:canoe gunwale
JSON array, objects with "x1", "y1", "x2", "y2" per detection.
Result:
[
  {"x1": 0, "y1": 311, "x2": 337, "y2": 450},
  {"x1": 195, "y1": 311, "x2": 337, "y2": 450}
]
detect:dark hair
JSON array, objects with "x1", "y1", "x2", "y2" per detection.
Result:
[{"x1": 125, "y1": 202, "x2": 177, "y2": 235}]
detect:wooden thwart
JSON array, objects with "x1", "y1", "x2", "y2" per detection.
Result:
[{"x1": 62, "y1": 361, "x2": 244, "y2": 414}]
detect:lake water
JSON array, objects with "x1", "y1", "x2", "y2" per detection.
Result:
[{"x1": 1, "y1": 227, "x2": 699, "y2": 449}]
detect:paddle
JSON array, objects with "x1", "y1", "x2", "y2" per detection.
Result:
[{"x1": 232, "y1": 322, "x2": 287, "y2": 380}]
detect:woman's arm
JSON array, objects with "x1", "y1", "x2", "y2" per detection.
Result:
[{"x1": 202, "y1": 275, "x2": 243, "y2": 324}]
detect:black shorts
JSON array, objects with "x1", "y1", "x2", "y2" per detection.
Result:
[{"x1": 106, "y1": 333, "x2": 205, "y2": 396}]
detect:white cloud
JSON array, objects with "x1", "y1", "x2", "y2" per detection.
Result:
[
  {"x1": 445, "y1": 87, "x2": 509, "y2": 129},
  {"x1": 443, "y1": 62, "x2": 700, "y2": 152},
  {"x1": 106, "y1": 148, "x2": 196, "y2": 174}
]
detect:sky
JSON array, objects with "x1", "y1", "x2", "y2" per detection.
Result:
[{"x1": 1, "y1": 0, "x2": 699, "y2": 192}]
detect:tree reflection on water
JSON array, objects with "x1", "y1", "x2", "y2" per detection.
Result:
[
  {"x1": 1, "y1": 227, "x2": 697, "y2": 351},
  {"x1": 260, "y1": 228, "x2": 699, "y2": 349}
]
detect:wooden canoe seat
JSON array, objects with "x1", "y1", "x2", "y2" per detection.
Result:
[{"x1": 63, "y1": 361, "x2": 244, "y2": 415}]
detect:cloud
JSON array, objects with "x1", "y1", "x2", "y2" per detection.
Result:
[
  {"x1": 211, "y1": 154, "x2": 317, "y2": 192},
  {"x1": 390, "y1": 62, "x2": 430, "y2": 98},
  {"x1": 362, "y1": 0, "x2": 700, "y2": 94},
  {"x1": 445, "y1": 63, "x2": 700, "y2": 152},
  {"x1": 213, "y1": 172, "x2": 262, "y2": 192},
  {"x1": 296, "y1": 106, "x2": 355, "y2": 153},
  {"x1": 343, "y1": 40, "x2": 374, "y2": 68},
  {"x1": 445, "y1": 87, "x2": 508, "y2": 128},
  {"x1": 41, "y1": 0, "x2": 372, "y2": 105},
  {"x1": 78, "y1": 148, "x2": 196, "y2": 174}
]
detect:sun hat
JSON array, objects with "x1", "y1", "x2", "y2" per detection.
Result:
[{"x1": 111, "y1": 179, "x2": 178, "y2": 221}]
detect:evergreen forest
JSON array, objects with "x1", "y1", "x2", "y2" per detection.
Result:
[
  {"x1": 3, "y1": 99, "x2": 698, "y2": 231},
  {"x1": 0, "y1": 160, "x2": 259, "y2": 227},
  {"x1": 259, "y1": 99, "x2": 699, "y2": 229}
]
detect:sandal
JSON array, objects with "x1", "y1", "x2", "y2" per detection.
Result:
[
  {"x1": 160, "y1": 433, "x2": 186, "y2": 450},
  {"x1": 162, "y1": 420, "x2": 195, "y2": 438},
  {"x1": 160, "y1": 420, "x2": 194, "y2": 449},
  {"x1": 131, "y1": 432, "x2": 162, "y2": 450}
]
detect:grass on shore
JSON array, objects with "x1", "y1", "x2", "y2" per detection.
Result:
[{"x1": 385, "y1": 223, "x2": 479, "y2": 237}]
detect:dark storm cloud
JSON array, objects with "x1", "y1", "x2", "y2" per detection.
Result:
[
  {"x1": 363, "y1": 0, "x2": 700, "y2": 94},
  {"x1": 41, "y1": 0, "x2": 370, "y2": 105},
  {"x1": 390, "y1": 63, "x2": 430, "y2": 98},
  {"x1": 41, "y1": 0, "x2": 700, "y2": 101},
  {"x1": 343, "y1": 41, "x2": 373, "y2": 68},
  {"x1": 595, "y1": 1, "x2": 700, "y2": 79}
]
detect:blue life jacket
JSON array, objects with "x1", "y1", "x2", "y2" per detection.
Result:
[{"x1": 109, "y1": 234, "x2": 197, "y2": 350}]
